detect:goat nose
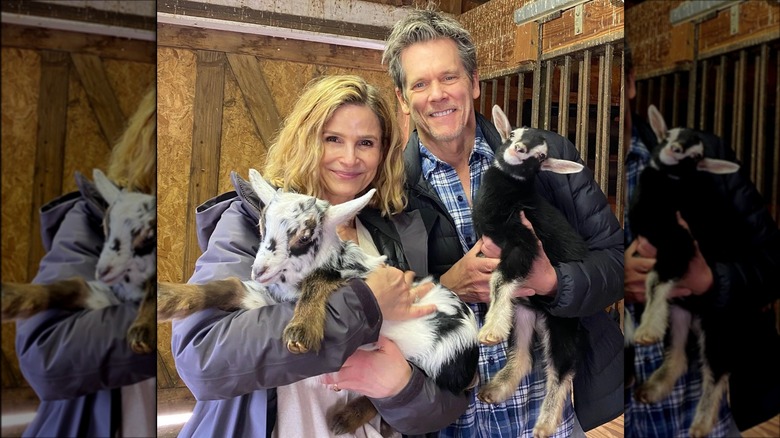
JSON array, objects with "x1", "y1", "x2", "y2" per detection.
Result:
[{"x1": 98, "y1": 267, "x2": 112, "y2": 278}]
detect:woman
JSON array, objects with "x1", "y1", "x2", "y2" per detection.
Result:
[
  {"x1": 15, "y1": 87, "x2": 157, "y2": 437},
  {"x1": 172, "y1": 75, "x2": 469, "y2": 437}
]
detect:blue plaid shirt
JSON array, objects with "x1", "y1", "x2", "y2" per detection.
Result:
[
  {"x1": 624, "y1": 126, "x2": 732, "y2": 437},
  {"x1": 420, "y1": 126, "x2": 575, "y2": 438}
]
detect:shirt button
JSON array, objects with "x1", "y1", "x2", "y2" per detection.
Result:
[
  {"x1": 457, "y1": 195, "x2": 464, "y2": 202},
  {"x1": 487, "y1": 356, "x2": 495, "y2": 364}
]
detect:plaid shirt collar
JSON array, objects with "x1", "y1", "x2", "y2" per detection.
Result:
[{"x1": 419, "y1": 125, "x2": 495, "y2": 180}]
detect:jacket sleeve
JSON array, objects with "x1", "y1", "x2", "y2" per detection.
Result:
[
  {"x1": 536, "y1": 135, "x2": 625, "y2": 318},
  {"x1": 703, "y1": 133, "x2": 780, "y2": 310},
  {"x1": 15, "y1": 197, "x2": 155, "y2": 401},
  {"x1": 172, "y1": 198, "x2": 384, "y2": 399}
]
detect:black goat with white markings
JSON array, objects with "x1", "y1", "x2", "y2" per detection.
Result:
[
  {"x1": 627, "y1": 104, "x2": 744, "y2": 438},
  {"x1": 473, "y1": 105, "x2": 587, "y2": 438}
]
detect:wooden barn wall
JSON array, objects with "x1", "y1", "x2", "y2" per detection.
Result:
[
  {"x1": 627, "y1": 0, "x2": 780, "y2": 220},
  {"x1": 0, "y1": 24, "x2": 155, "y2": 403},
  {"x1": 156, "y1": 28, "x2": 397, "y2": 400}
]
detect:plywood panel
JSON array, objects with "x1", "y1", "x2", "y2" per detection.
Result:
[
  {"x1": 541, "y1": 0, "x2": 623, "y2": 58},
  {"x1": 1, "y1": 47, "x2": 39, "y2": 285},
  {"x1": 157, "y1": 47, "x2": 197, "y2": 284}
]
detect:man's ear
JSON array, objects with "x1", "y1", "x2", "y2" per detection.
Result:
[
  {"x1": 471, "y1": 72, "x2": 480, "y2": 100},
  {"x1": 395, "y1": 87, "x2": 410, "y2": 115}
]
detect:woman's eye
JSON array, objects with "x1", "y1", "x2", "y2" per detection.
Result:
[
  {"x1": 359, "y1": 140, "x2": 374, "y2": 147},
  {"x1": 325, "y1": 136, "x2": 339, "y2": 143}
]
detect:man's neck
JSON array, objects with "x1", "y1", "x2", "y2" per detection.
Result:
[{"x1": 419, "y1": 126, "x2": 478, "y2": 169}]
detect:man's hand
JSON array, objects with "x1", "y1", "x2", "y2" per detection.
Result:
[
  {"x1": 481, "y1": 212, "x2": 558, "y2": 298},
  {"x1": 439, "y1": 239, "x2": 498, "y2": 303},
  {"x1": 626, "y1": 213, "x2": 714, "y2": 304},
  {"x1": 365, "y1": 267, "x2": 436, "y2": 320},
  {"x1": 320, "y1": 336, "x2": 412, "y2": 398}
]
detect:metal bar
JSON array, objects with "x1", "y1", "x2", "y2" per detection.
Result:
[
  {"x1": 659, "y1": 75, "x2": 667, "y2": 117},
  {"x1": 636, "y1": 80, "x2": 645, "y2": 119},
  {"x1": 599, "y1": 45, "x2": 613, "y2": 192},
  {"x1": 491, "y1": 78, "x2": 499, "y2": 113},
  {"x1": 578, "y1": 50, "x2": 591, "y2": 161},
  {"x1": 714, "y1": 55, "x2": 726, "y2": 137},
  {"x1": 687, "y1": 23, "x2": 699, "y2": 129},
  {"x1": 669, "y1": 0, "x2": 739, "y2": 25},
  {"x1": 673, "y1": 72, "x2": 681, "y2": 128},
  {"x1": 559, "y1": 55, "x2": 571, "y2": 138},
  {"x1": 752, "y1": 44, "x2": 768, "y2": 192},
  {"x1": 733, "y1": 49, "x2": 746, "y2": 161},
  {"x1": 544, "y1": 59, "x2": 553, "y2": 130},
  {"x1": 647, "y1": 78, "x2": 655, "y2": 115},
  {"x1": 595, "y1": 52, "x2": 606, "y2": 189},
  {"x1": 700, "y1": 59, "x2": 708, "y2": 131},
  {"x1": 503, "y1": 75, "x2": 511, "y2": 115},
  {"x1": 616, "y1": 48, "x2": 626, "y2": 226},
  {"x1": 517, "y1": 72, "x2": 525, "y2": 127},
  {"x1": 531, "y1": 23, "x2": 543, "y2": 128}
]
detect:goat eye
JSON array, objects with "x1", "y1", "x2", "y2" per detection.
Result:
[
  {"x1": 299, "y1": 234, "x2": 311, "y2": 244},
  {"x1": 539, "y1": 153, "x2": 547, "y2": 160},
  {"x1": 672, "y1": 145, "x2": 683, "y2": 154}
]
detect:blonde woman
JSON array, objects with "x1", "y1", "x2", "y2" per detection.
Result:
[
  {"x1": 15, "y1": 87, "x2": 157, "y2": 437},
  {"x1": 172, "y1": 75, "x2": 468, "y2": 437}
]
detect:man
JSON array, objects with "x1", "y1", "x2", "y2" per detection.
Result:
[
  {"x1": 623, "y1": 46, "x2": 780, "y2": 437},
  {"x1": 382, "y1": 8, "x2": 624, "y2": 437}
]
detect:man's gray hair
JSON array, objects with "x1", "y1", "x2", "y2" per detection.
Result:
[{"x1": 382, "y1": 8, "x2": 477, "y2": 96}]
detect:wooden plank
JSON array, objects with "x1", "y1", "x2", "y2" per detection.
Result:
[
  {"x1": 541, "y1": 0, "x2": 623, "y2": 57},
  {"x1": 27, "y1": 51, "x2": 70, "y2": 282},
  {"x1": 70, "y1": 53, "x2": 126, "y2": 147},
  {"x1": 158, "y1": 23, "x2": 385, "y2": 72},
  {"x1": 226, "y1": 54, "x2": 282, "y2": 147},
  {"x1": 1, "y1": 24, "x2": 155, "y2": 64},
  {"x1": 1, "y1": 0, "x2": 154, "y2": 32},
  {"x1": 182, "y1": 50, "x2": 226, "y2": 279},
  {"x1": 698, "y1": 1, "x2": 780, "y2": 59}
]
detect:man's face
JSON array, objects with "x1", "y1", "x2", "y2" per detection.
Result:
[{"x1": 396, "y1": 38, "x2": 480, "y2": 149}]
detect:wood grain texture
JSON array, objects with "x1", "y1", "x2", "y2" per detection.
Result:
[
  {"x1": 541, "y1": 0, "x2": 623, "y2": 58},
  {"x1": 70, "y1": 53, "x2": 126, "y2": 147},
  {"x1": 698, "y1": 1, "x2": 780, "y2": 58},
  {"x1": 158, "y1": 23, "x2": 385, "y2": 72},
  {"x1": 27, "y1": 50, "x2": 69, "y2": 282},
  {"x1": 226, "y1": 53, "x2": 282, "y2": 147},
  {"x1": 1, "y1": 24, "x2": 155, "y2": 64}
]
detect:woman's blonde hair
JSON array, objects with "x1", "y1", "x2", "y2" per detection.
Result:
[
  {"x1": 263, "y1": 75, "x2": 406, "y2": 216},
  {"x1": 106, "y1": 86, "x2": 156, "y2": 194}
]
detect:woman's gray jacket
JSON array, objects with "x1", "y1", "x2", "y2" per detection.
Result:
[{"x1": 172, "y1": 172, "x2": 469, "y2": 437}]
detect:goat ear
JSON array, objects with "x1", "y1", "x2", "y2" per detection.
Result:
[
  {"x1": 697, "y1": 158, "x2": 740, "y2": 174},
  {"x1": 541, "y1": 158, "x2": 584, "y2": 174},
  {"x1": 492, "y1": 105, "x2": 512, "y2": 143},
  {"x1": 92, "y1": 169, "x2": 121, "y2": 205},
  {"x1": 324, "y1": 189, "x2": 376, "y2": 229},
  {"x1": 248, "y1": 168, "x2": 277, "y2": 205},
  {"x1": 647, "y1": 105, "x2": 668, "y2": 142}
]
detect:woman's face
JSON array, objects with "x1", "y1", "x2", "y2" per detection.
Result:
[{"x1": 319, "y1": 104, "x2": 383, "y2": 205}]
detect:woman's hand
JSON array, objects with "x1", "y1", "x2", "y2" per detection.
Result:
[
  {"x1": 320, "y1": 336, "x2": 412, "y2": 398},
  {"x1": 364, "y1": 266, "x2": 436, "y2": 320}
]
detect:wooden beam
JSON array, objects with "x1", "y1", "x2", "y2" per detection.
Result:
[
  {"x1": 70, "y1": 53, "x2": 126, "y2": 147},
  {"x1": 183, "y1": 51, "x2": 226, "y2": 279},
  {"x1": 27, "y1": 51, "x2": 70, "y2": 282},
  {"x1": 226, "y1": 54, "x2": 282, "y2": 147},
  {"x1": 1, "y1": 0, "x2": 155, "y2": 32},
  {"x1": 1, "y1": 24, "x2": 155, "y2": 64},
  {"x1": 157, "y1": 23, "x2": 385, "y2": 72}
]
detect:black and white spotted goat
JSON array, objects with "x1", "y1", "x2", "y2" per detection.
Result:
[
  {"x1": 627, "y1": 104, "x2": 742, "y2": 438},
  {"x1": 1, "y1": 169, "x2": 157, "y2": 354},
  {"x1": 157, "y1": 168, "x2": 479, "y2": 435},
  {"x1": 473, "y1": 105, "x2": 587, "y2": 438}
]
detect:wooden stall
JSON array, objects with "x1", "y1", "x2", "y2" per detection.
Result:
[{"x1": 0, "y1": 1, "x2": 155, "y2": 436}]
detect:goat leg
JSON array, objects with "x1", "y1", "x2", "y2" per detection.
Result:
[
  {"x1": 690, "y1": 322, "x2": 730, "y2": 438},
  {"x1": 328, "y1": 395, "x2": 380, "y2": 435},
  {"x1": 479, "y1": 270, "x2": 521, "y2": 345},
  {"x1": 1, "y1": 277, "x2": 91, "y2": 320},
  {"x1": 128, "y1": 278, "x2": 157, "y2": 354},
  {"x1": 284, "y1": 269, "x2": 344, "y2": 354},
  {"x1": 633, "y1": 272, "x2": 675, "y2": 345},
  {"x1": 635, "y1": 305, "x2": 690, "y2": 403},
  {"x1": 157, "y1": 277, "x2": 247, "y2": 321}
]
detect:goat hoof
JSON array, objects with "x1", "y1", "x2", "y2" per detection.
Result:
[
  {"x1": 634, "y1": 382, "x2": 666, "y2": 404},
  {"x1": 1, "y1": 283, "x2": 46, "y2": 320},
  {"x1": 689, "y1": 422, "x2": 714, "y2": 438},
  {"x1": 632, "y1": 328, "x2": 661, "y2": 345},
  {"x1": 478, "y1": 330, "x2": 504, "y2": 346},
  {"x1": 328, "y1": 410, "x2": 359, "y2": 436},
  {"x1": 477, "y1": 384, "x2": 511, "y2": 405},
  {"x1": 532, "y1": 424, "x2": 554, "y2": 438},
  {"x1": 127, "y1": 323, "x2": 155, "y2": 354},
  {"x1": 283, "y1": 323, "x2": 322, "y2": 354}
]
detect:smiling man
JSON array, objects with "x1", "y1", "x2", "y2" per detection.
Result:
[{"x1": 383, "y1": 8, "x2": 625, "y2": 437}]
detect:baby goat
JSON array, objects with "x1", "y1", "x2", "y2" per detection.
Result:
[
  {"x1": 158, "y1": 168, "x2": 479, "y2": 435},
  {"x1": 473, "y1": 105, "x2": 587, "y2": 438},
  {"x1": 627, "y1": 105, "x2": 742, "y2": 437},
  {"x1": 1, "y1": 169, "x2": 156, "y2": 354}
]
